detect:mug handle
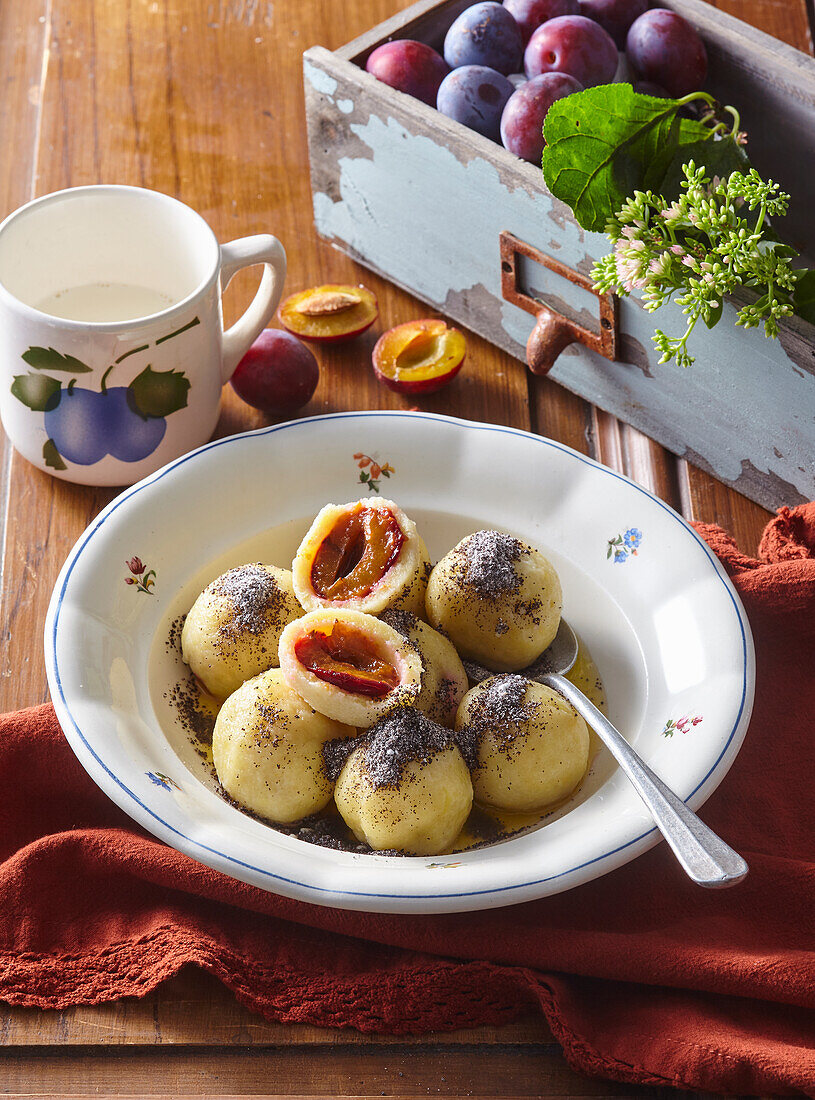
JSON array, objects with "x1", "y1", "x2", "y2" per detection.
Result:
[{"x1": 218, "y1": 235, "x2": 287, "y2": 382}]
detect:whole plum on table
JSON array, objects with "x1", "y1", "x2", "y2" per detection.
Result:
[
  {"x1": 502, "y1": 0, "x2": 578, "y2": 45},
  {"x1": 230, "y1": 329, "x2": 319, "y2": 416},
  {"x1": 500, "y1": 71, "x2": 582, "y2": 162},
  {"x1": 436, "y1": 65, "x2": 515, "y2": 141},
  {"x1": 443, "y1": 3, "x2": 524, "y2": 76},
  {"x1": 365, "y1": 40, "x2": 450, "y2": 106},
  {"x1": 524, "y1": 15, "x2": 618, "y2": 86},
  {"x1": 626, "y1": 9, "x2": 707, "y2": 98},
  {"x1": 577, "y1": 0, "x2": 648, "y2": 49}
]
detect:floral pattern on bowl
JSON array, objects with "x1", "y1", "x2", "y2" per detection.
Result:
[
  {"x1": 607, "y1": 527, "x2": 643, "y2": 563},
  {"x1": 662, "y1": 715, "x2": 704, "y2": 738},
  {"x1": 125, "y1": 556, "x2": 156, "y2": 594},
  {"x1": 354, "y1": 452, "x2": 394, "y2": 493}
]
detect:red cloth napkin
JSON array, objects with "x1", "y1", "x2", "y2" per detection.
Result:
[{"x1": 2, "y1": 504, "x2": 815, "y2": 1095}]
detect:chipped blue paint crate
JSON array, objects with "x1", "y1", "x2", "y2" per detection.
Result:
[{"x1": 303, "y1": 0, "x2": 815, "y2": 510}]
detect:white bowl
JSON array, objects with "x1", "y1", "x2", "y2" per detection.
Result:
[{"x1": 45, "y1": 411, "x2": 754, "y2": 913}]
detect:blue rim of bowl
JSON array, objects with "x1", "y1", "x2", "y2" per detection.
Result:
[{"x1": 46, "y1": 411, "x2": 754, "y2": 902}]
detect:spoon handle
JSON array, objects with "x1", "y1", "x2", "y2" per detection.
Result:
[{"x1": 541, "y1": 673, "x2": 748, "y2": 888}]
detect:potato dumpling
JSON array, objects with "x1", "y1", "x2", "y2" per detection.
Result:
[
  {"x1": 213, "y1": 668, "x2": 355, "y2": 824},
  {"x1": 456, "y1": 674, "x2": 589, "y2": 813},
  {"x1": 182, "y1": 563, "x2": 302, "y2": 699},
  {"x1": 292, "y1": 498, "x2": 430, "y2": 617},
  {"x1": 380, "y1": 609, "x2": 468, "y2": 727},
  {"x1": 426, "y1": 530, "x2": 562, "y2": 671},
  {"x1": 334, "y1": 707, "x2": 473, "y2": 854},
  {"x1": 278, "y1": 607, "x2": 422, "y2": 728}
]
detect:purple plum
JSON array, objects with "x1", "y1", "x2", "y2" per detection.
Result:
[
  {"x1": 365, "y1": 40, "x2": 450, "y2": 106},
  {"x1": 524, "y1": 14, "x2": 618, "y2": 85},
  {"x1": 500, "y1": 71, "x2": 582, "y2": 162},
  {"x1": 577, "y1": 0, "x2": 649, "y2": 49},
  {"x1": 443, "y1": 3, "x2": 524, "y2": 76},
  {"x1": 436, "y1": 65, "x2": 515, "y2": 141},
  {"x1": 626, "y1": 9, "x2": 707, "y2": 98},
  {"x1": 503, "y1": 0, "x2": 579, "y2": 45}
]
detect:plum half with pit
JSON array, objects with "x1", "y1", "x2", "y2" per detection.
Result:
[
  {"x1": 278, "y1": 284, "x2": 378, "y2": 342},
  {"x1": 372, "y1": 319, "x2": 466, "y2": 395},
  {"x1": 443, "y1": 2, "x2": 524, "y2": 75},
  {"x1": 500, "y1": 71, "x2": 582, "y2": 162},
  {"x1": 365, "y1": 40, "x2": 450, "y2": 106},
  {"x1": 524, "y1": 14, "x2": 618, "y2": 86},
  {"x1": 503, "y1": 0, "x2": 578, "y2": 45},
  {"x1": 230, "y1": 329, "x2": 319, "y2": 417},
  {"x1": 436, "y1": 65, "x2": 514, "y2": 141},
  {"x1": 577, "y1": 0, "x2": 648, "y2": 49},
  {"x1": 626, "y1": 9, "x2": 707, "y2": 98}
]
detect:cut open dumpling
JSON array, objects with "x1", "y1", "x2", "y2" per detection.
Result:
[
  {"x1": 278, "y1": 608, "x2": 422, "y2": 727},
  {"x1": 292, "y1": 498, "x2": 430, "y2": 617}
]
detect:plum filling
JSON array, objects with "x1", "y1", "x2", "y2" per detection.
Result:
[
  {"x1": 311, "y1": 505, "x2": 404, "y2": 600},
  {"x1": 294, "y1": 624, "x2": 401, "y2": 697}
]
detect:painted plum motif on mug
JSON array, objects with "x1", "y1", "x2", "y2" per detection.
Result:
[{"x1": 10, "y1": 318, "x2": 198, "y2": 469}]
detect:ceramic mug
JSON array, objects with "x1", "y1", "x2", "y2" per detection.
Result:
[{"x1": 0, "y1": 185, "x2": 287, "y2": 486}]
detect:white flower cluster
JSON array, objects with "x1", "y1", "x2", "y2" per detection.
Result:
[{"x1": 592, "y1": 163, "x2": 798, "y2": 368}]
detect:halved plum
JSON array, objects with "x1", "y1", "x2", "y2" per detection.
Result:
[
  {"x1": 372, "y1": 319, "x2": 466, "y2": 395},
  {"x1": 278, "y1": 284, "x2": 378, "y2": 342},
  {"x1": 279, "y1": 609, "x2": 422, "y2": 727}
]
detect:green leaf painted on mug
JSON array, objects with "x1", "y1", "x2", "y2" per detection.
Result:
[
  {"x1": 128, "y1": 365, "x2": 190, "y2": 419},
  {"x1": 43, "y1": 438, "x2": 67, "y2": 470},
  {"x1": 11, "y1": 372, "x2": 62, "y2": 411},
  {"x1": 22, "y1": 346, "x2": 93, "y2": 373}
]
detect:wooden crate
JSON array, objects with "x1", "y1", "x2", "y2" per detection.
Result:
[{"x1": 303, "y1": 0, "x2": 815, "y2": 511}]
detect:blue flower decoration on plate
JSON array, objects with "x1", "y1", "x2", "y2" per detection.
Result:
[{"x1": 608, "y1": 528, "x2": 643, "y2": 563}]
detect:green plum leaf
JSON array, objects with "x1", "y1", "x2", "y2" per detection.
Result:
[
  {"x1": 541, "y1": 85, "x2": 721, "y2": 232},
  {"x1": 11, "y1": 372, "x2": 61, "y2": 411},
  {"x1": 22, "y1": 347, "x2": 92, "y2": 373},
  {"x1": 793, "y1": 269, "x2": 815, "y2": 326},
  {"x1": 129, "y1": 365, "x2": 190, "y2": 419},
  {"x1": 43, "y1": 438, "x2": 67, "y2": 470}
]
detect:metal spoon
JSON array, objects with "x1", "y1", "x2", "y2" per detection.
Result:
[{"x1": 463, "y1": 619, "x2": 748, "y2": 888}]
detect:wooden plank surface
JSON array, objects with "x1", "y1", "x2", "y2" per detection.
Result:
[{"x1": 0, "y1": 0, "x2": 810, "y2": 1095}]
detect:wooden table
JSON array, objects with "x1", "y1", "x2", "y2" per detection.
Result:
[{"x1": 0, "y1": 0, "x2": 810, "y2": 1095}]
